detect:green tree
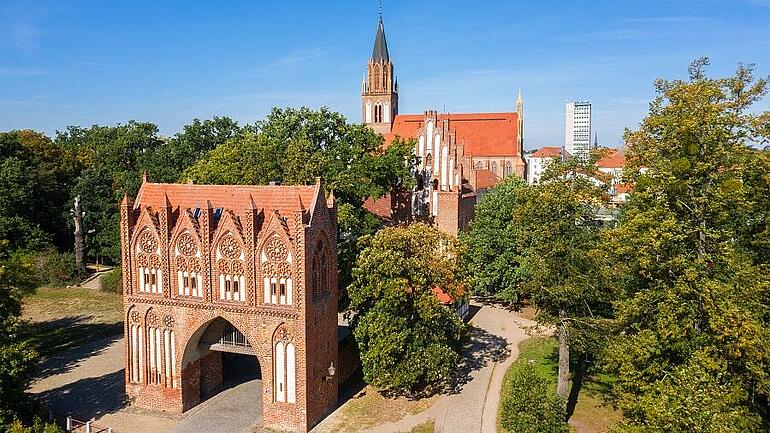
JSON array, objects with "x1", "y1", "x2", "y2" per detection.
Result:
[
  {"x1": 602, "y1": 59, "x2": 770, "y2": 432},
  {"x1": 0, "y1": 130, "x2": 80, "y2": 251},
  {"x1": 460, "y1": 176, "x2": 532, "y2": 303},
  {"x1": 515, "y1": 157, "x2": 613, "y2": 409},
  {"x1": 499, "y1": 361, "x2": 569, "y2": 433},
  {"x1": 148, "y1": 116, "x2": 243, "y2": 183},
  {"x1": 0, "y1": 241, "x2": 39, "y2": 428},
  {"x1": 347, "y1": 224, "x2": 465, "y2": 395}
]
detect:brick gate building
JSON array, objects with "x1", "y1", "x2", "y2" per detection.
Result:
[{"x1": 120, "y1": 178, "x2": 339, "y2": 432}]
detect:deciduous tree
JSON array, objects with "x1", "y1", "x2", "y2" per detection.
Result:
[
  {"x1": 347, "y1": 224, "x2": 465, "y2": 395},
  {"x1": 603, "y1": 59, "x2": 770, "y2": 432}
]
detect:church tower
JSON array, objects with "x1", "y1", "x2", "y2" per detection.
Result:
[
  {"x1": 516, "y1": 89, "x2": 524, "y2": 155},
  {"x1": 362, "y1": 15, "x2": 398, "y2": 134}
]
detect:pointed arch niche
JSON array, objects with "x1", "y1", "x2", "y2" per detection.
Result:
[
  {"x1": 273, "y1": 324, "x2": 296, "y2": 404},
  {"x1": 261, "y1": 234, "x2": 293, "y2": 306}
]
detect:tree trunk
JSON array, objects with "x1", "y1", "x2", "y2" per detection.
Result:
[
  {"x1": 557, "y1": 311, "x2": 569, "y2": 401},
  {"x1": 72, "y1": 195, "x2": 86, "y2": 275}
]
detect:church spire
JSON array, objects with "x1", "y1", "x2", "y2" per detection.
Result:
[{"x1": 371, "y1": 16, "x2": 389, "y2": 62}]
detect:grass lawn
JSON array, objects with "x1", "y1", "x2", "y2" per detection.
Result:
[
  {"x1": 500, "y1": 336, "x2": 622, "y2": 433},
  {"x1": 403, "y1": 420, "x2": 435, "y2": 433},
  {"x1": 322, "y1": 385, "x2": 437, "y2": 433},
  {"x1": 21, "y1": 287, "x2": 124, "y2": 358}
]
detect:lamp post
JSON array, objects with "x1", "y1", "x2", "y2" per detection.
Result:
[{"x1": 323, "y1": 362, "x2": 336, "y2": 381}]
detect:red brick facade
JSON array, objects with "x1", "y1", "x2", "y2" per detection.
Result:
[{"x1": 120, "y1": 179, "x2": 339, "y2": 432}]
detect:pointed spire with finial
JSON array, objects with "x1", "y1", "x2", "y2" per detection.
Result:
[{"x1": 371, "y1": 11, "x2": 389, "y2": 62}]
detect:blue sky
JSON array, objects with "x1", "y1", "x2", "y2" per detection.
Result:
[{"x1": 1, "y1": 0, "x2": 769, "y2": 149}]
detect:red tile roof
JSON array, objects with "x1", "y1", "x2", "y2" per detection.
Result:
[
  {"x1": 474, "y1": 169, "x2": 499, "y2": 190},
  {"x1": 432, "y1": 286, "x2": 465, "y2": 305},
  {"x1": 363, "y1": 194, "x2": 392, "y2": 221},
  {"x1": 134, "y1": 182, "x2": 319, "y2": 216},
  {"x1": 531, "y1": 146, "x2": 562, "y2": 158},
  {"x1": 597, "y1": 149, "x2": 626, "y2": 169},
  {"x1": 384, "y1": 112, "x2": 521, "y2": 157}
]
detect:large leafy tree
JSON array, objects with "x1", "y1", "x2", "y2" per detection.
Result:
[
  {"x1": 148, "y1": 116, "x2": 243, "y2": 183},
  {"x1": 460, "y1": 176, "x2": 532, "y2": 303},
  {"x1": 602, "y1": 59, "x2": 770, "y2": 432},
  {"x1": 0, "y1": 241, "x2": 39, "y2": 428},
  {"x1": 347, "y1": 224, "x2": 465, "y2": 395},
  {"x1": 59, "y1": 118, "x2": 239, "y2": 263},
  {"x1": 0, "y1": 130, "x2": 80, "y2": 251},
  {"x1": 515, "y1": 157, "x2": 613, "y2": 410}
]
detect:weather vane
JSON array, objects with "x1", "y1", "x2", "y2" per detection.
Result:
[{"x1": 378, "y1": 0, "x2": 383, "y2": 18}]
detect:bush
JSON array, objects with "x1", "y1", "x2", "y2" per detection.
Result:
[
  {"x1": 499, "y1": 361, "x2": 569, "y2": 433},
  {"x1": 34, "y1": 250, "x2": 80, "y2": 287},
  {"x1": 6, "y1": 416, "x2": 63, "y2": 433},
  {"x1": 100, "y1": 266, "x2": 122, "y2": 293}
]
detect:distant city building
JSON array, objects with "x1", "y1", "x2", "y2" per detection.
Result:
[
  {"x1": 565, "y1": 101, "x2": 592, "y2": 160},
  {"x1": 525, "y1": 146, "x2": 563, "y2": 185}
]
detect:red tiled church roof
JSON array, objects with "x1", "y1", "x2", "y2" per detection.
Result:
[
  {"x1": 384, "y1": 112, "x2": 521, "y2": 157},
  {"x1": 531, "y1": 146, "x2": 562, "y2": 158}
]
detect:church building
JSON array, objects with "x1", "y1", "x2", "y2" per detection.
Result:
[
  {"x1": 120, "y1": 178, "x2": 339, "y2": 432},
  {"x1": 362, "y1": 16, "x2": 527, "y2": 236}
]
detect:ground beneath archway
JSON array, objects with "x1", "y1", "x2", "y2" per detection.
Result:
[{"x1": 169, "y1": 378, "x2": 263, "y2": 433}]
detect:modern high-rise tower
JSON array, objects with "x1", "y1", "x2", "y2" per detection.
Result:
[{"x1": 565, "y1": 101, "x2": 592, "y2": 160}]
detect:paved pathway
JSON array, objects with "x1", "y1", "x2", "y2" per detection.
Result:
[
  {"x1": 169, "y1": 379, "x2": 263, "y2": 433},
  {"x1": 313, "y1": 303, "x2": 541, "y2": 433},
  {"x1": 30, "y1": 337, "x2": 178, "y2": 433}
]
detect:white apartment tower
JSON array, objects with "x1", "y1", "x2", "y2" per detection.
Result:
[{"x1": 565, "y1": 101, "x2": 592, "y2": 160}]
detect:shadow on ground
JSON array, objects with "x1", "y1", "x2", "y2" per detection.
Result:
[
  {"x1": 34, "y1": 370, "x2": 127, "y2": 421},
  {"x1": 23, "y1": 315, "x2": 123, "y2": 378},
  {"x1": 446, "y1": 325, "x2": 509, "y2": 394}
]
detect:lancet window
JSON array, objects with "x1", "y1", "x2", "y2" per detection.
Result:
[
  {"x1": 136, "y1": 230, "x2": 162, "y2": 294},
  {"x1": 273, "y1": 326, "x2": 296, "y2": 403},
  {"x1": 217, "y1": 233, "x2": 246, "y2": 302},
  {"x1": 175, "y1": 232, "x2": 202, "y2": 298},
  {"x1": 262, "y1": 235, "x2": 292, "y2": 306}
]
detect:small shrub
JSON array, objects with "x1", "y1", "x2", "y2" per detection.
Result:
[
  {"x1": 100, "y1": 266, "x2": 122, "y2": 293},
  {"x1": 499, "y1": 361, "x2": 569, "y2": 433},
  {"x1": 34, "y1": 250, "x2": 81, "y2": 287},
  {"x1": 6, "y1": 416, "x2": 63, "y2": 433}
]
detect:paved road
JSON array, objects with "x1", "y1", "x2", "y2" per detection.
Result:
[
  {"x1": 170, "y1": 379, "x2": 263, "y2": 433},
  {"x1": 313, "y1": 303, "x2": 540, "y2": 433}
]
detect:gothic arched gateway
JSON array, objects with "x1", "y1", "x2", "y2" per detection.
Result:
[{"x1": 121, "y1": 180, "x2": 339, "y2": 432}]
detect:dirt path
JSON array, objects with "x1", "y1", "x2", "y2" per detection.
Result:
[
  {"x1": 313, "y1": 303, "x2": 540, "y2": 433},
  {"x1": 29, "y1": 336, "x2": 178, "y2": 433}
]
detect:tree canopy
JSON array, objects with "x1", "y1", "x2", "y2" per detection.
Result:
[
  {"x1": 347, "y1": 224, "x2": 466, "y2": 395},
  {"x1": 602, "y1": 59, "x2": 770, "y2": 432}
]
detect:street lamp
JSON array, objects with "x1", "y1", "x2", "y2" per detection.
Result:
[{"x1": 323, "y1": 362, "x2": 336, "y2": 381}]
